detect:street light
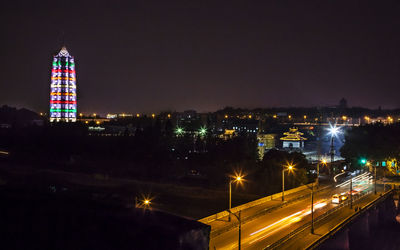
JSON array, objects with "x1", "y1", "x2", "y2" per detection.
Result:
[
  {"x1": 328, "y1": 124, "x2": 340, "y2": 175},
  {"x1": 229, "y1": 174, "x2": 244, "y2": 222},
  {"x1": 199, "y1": 126, "x2": 207, "y2": 137},
  {"x1": 227, "y1": 210, "x2": 242, "y2": 250},
  {"x1": 282, "y1": 164, "x2": 294, "y2": 202},
  {"x1": 135, "y1": 196, "x2": 152, "y2": 209},
  {"x1": 175, "y1": 126, "x2": 184, "y2": 136}
]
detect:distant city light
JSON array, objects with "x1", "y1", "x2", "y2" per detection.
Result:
[
  {"x1": 328, "y1": 124, "x2": 340, "y2": 137},
  {"x1": 199, "y1": 126, "x2": 207, "y2": 136},
  {"x1": 175, "y1": 127, "x2": 184, "y2": 136}
]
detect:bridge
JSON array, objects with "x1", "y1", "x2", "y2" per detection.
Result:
[{"x1": 200, "y1": 173, "x2": 396, "y2": 249}]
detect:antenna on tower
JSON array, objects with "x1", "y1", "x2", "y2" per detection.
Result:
[
  {"x1": 56, "y1": 31, "x2": 66, "y2": 49},
  {"x1": 61, "y1": 30, "x2": 65, "y2": 47}
]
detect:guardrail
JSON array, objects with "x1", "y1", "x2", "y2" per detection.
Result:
[
  {"x1": 264, "y1": 189, "x2": 376, "y2": 250},
  {"x1": 208, "y1": 184, "x2": 331, "y2": 238},
  {"x1": 306, "y1": 189, "x2": 394, "y2": 250},
  {"x1": 200, "y1": 181, "x2": 321, "y2": 225}
]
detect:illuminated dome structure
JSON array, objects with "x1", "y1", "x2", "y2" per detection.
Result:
[
  {"x1": 280, "y1": 127, "x2": 307, "y2": 149},
  {"x1": 50, "y1": 46, "x2": 77, "y2": 122}
]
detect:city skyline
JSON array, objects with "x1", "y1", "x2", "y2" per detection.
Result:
[{"x1": 1, "y1": 1, "x2": 400, "y2": 114}]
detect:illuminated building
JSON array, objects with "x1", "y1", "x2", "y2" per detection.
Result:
[
  {"x1": 280, "y1": 127, "x2": 307, "y2": 149},
  {"x1": 219, "y1": 129, "x2": 237, "y2": 140},
  {"x1": 50, "y1": 46, "x2": 77, "y2": 122},
  {"x1": 225, "y1": 117, "x2": 259, "y2": 134},
  {"x1": 257, "y1": 134, "x2": 276, "y2": 159}
]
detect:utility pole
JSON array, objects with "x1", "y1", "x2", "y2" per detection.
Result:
[
  {"x1": 316, "y1": 162, "x2": 320, "y2": 188},
  {"x1": 350, "y1": 177, "x2": 353, "y2": 209},
  {"x1": 282, "y1": 167, "x2": 285, "y2": 201},
  {"x1": 330, "y1": 136, "x2": 335, "y2": 175},
  {"x1": 316, "y1": 117, "x2": 321, "y2": 188},
  {"x1": 238, "y1": 211, "x2": 241, "y2": 250},
  {"x1": 311, "y1": 183, "x2": 314, "y2": 234},
  {"x1": 229, "y1": 179, "x2": 232, "y2": 222},
  {"x1": 374, "y1": 165, "x2": 377, "y2": 195},
  {"x1": 228, "y1": 210, "x2": 241, "y2": 250}
]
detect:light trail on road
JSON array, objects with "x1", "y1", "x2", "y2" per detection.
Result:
[{"x1": 210, "y1": 172, "x2": 374, "y2": 250}]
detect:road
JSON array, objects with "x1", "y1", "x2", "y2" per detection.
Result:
[
  {"x1": 207, "y1": 182, "x2": 334, "y2": 236},
  {"x1": 280, "y1": 188, "x2": 385, "y2": 250},
  {"x1": 209, "y1": 172, "x2": 374, "y2": 250}
]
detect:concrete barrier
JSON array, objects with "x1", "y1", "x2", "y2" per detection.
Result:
[{"x1": 199, "y1": 182, "x2": 317, "y2": 224}]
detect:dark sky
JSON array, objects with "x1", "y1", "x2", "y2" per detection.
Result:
[{"x1": 1, "y1": 1, "x2": 400, "y2": 114}]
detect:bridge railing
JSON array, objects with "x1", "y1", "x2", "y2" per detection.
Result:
[
  {"x1": 306, "y1": 188, "x2": 394, "y2": 250},
  {"x1": 264, "y1": 189, "x2": 377, "y2": 250},
  {"x1": 199, "y1": 181, "x2": 321, "y2": 225}
]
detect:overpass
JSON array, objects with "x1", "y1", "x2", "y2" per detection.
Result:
[
  {"x1": 306, "y1": 188, "x2": 398, "y2": 249},
  {"x1": 200, "y1": 172, "x2": 390, "y2": 249}
]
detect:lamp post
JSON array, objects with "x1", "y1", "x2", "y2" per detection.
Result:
[
  {"x1": 311, "y1": 183, "x2": 314, "y2": 234},
  {"x1": 229, "y1": 175, "x2": 243, "y2": 222},
  {"x1": 374, "y1": 164, "x2": 377, "y2": 195},
  {"x1": 135, "y1": 197, "x2": 151, "y2": 209},
  {"x1": 328, "y1": 125, "x2": 340, "y2": 175},
  {"x1": 350, "y1": 177, "x2": 353, "y2": 209},
  {"x1": 316, "y1": 160, "x2": 321, "y2": 187},
  {"x1": 282, "y1": 165, "x2": 293, "y2": 202},
  {"x1": 228, "y1": 210, "x2": 242, "y2": 250}
]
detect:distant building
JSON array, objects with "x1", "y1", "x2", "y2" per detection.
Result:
[
  {"x1": 106, "y1": 114, "x2": 118, "y2": 119},
  {"x1": 50, "y1": 46, "x2": 77, "y2": 122},
  {"x1": 280, "y1": 127, "x2": 307, "y2": 150},
  {"x1": 257, "y1": 134, "x2": 276, "y2": 159},
  {"x1": 219, "y1": 129, "x2": 237, "y2": 140},
  {"x1": 225, "y1": 118, "x2": 259, "y2": 134}
]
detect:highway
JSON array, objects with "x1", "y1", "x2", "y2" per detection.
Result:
[{"x1": 209, "y1": 172, "x2": 374, "y2": 250}]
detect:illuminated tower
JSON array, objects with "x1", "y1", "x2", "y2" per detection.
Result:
[{"x1": 50, "y1": 46, "x2": 77, "y2": 122}]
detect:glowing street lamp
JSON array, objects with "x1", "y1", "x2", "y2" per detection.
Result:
[
  {"x1": 135, "y1": 195, "x2": 153, "y2": 209},
  {"x1": 175, "y1": 127, "x2": 184, "y2": 136},
  {"x1": 199, "y1": 126, "x2": 207, "y2": 137},
  {"x1": 229, "y1": 174, "x2": 244, "y2": 222},
  {"x1": 327, "y1": 124, "x2": 341, "y2": 174},
  {"x1": 282, "y1": 164, "x2": 294, "y2": 201}
]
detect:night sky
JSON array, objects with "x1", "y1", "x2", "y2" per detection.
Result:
[{"x1": 1, "y1": 1, "x2": 400, "y2": 114}]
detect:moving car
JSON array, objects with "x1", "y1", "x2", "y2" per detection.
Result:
[{"x1": 332, "y1": 193, "x2": 348, "y2": 204}]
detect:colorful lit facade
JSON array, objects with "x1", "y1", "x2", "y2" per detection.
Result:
[
  {"x1": 280, "y1": 127, "x2": 307, "y2": 149},
  {"x1": 50, "y1": 46, "x2": 77, "y2": 122}
]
